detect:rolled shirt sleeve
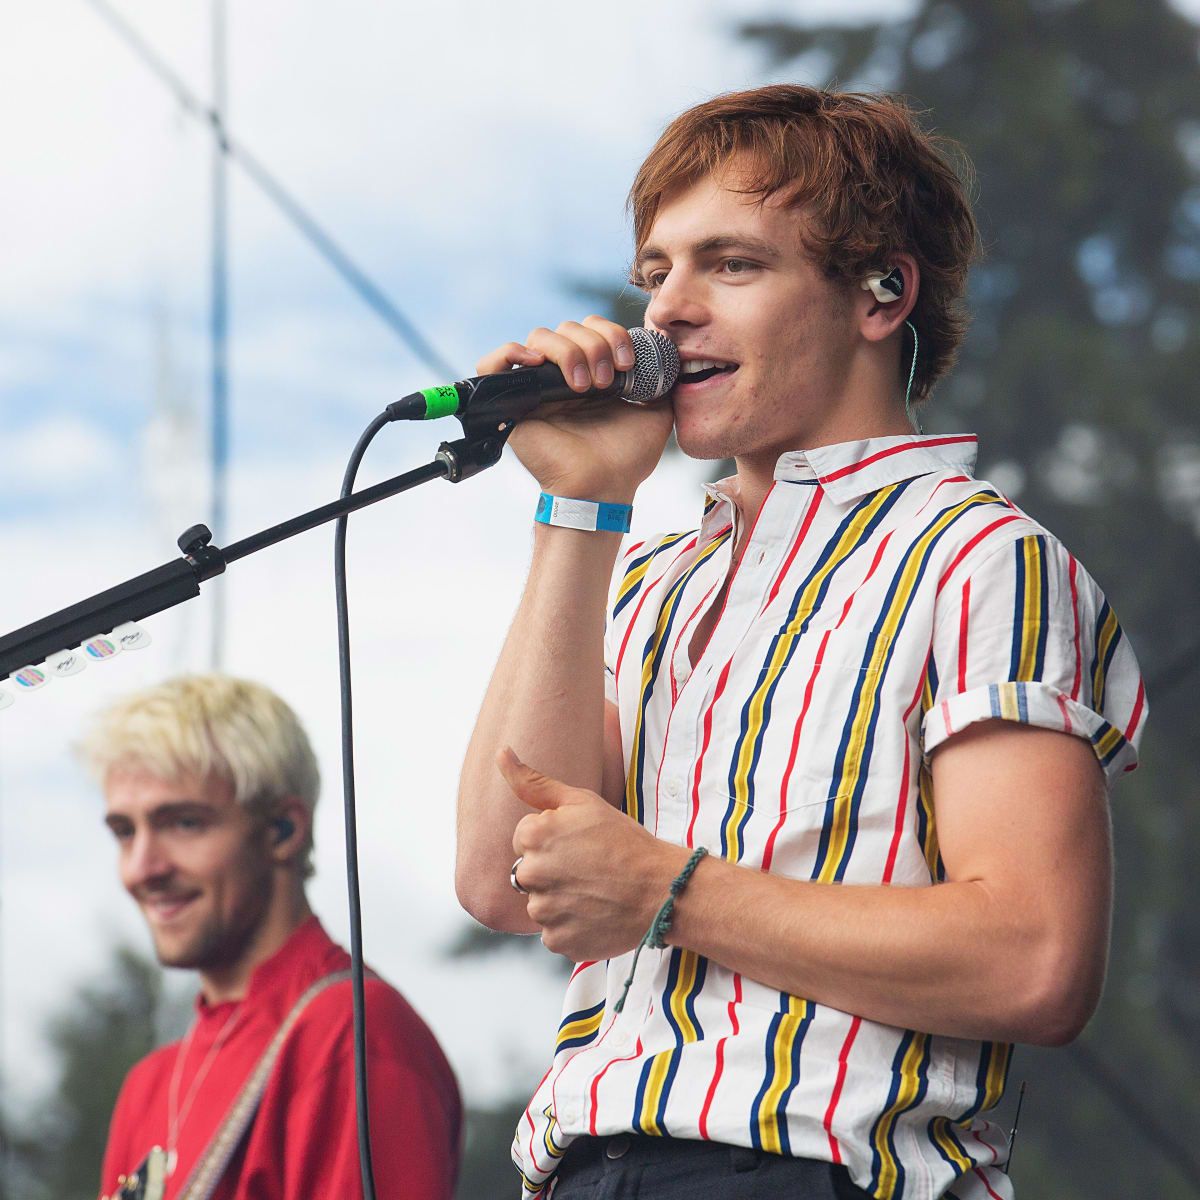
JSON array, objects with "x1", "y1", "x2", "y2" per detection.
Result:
[{"x1": 921, "y1": 531, "x2": 1148, "y2": 780}]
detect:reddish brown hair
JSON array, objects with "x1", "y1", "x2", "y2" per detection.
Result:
[{"x1": 628, "y1": 85, "x2": 979, "y2": 403}]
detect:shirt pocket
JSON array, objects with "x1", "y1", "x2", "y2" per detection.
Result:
[{"x1": 751, "y1": 625, "x2": 892, "y2": 810}]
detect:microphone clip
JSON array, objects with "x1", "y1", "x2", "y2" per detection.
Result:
[{"x1": 436, "y1": 423, "x2": 514, "y2": 483}]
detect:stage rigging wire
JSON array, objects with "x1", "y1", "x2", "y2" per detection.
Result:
[{"x1": 82, "y1": 0, "x2": 457, "y2": 382}]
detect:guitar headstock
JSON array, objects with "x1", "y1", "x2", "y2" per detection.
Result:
[{"x1": 103, "y1": 1145, "x2": 166, "y2": 1200}]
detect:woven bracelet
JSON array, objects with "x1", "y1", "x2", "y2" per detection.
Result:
[{"x1": 614, "y1": 847, "x2": 708, "y2": 1013}]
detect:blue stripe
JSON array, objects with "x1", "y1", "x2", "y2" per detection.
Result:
[
  {"x1": 815, "y1": 491, "x2": 1006, "y2": 881},
  {"x1": 1009, "y1": 539, "x2": 1026, "y2": 680},
  {"x1": 613, "y1": 532, "x2": 690, "y2": 619},
  {"x1": 988, "y1": 682, "x2": 1002, "y2": 718},
  {"x1": 1032, "y1": 537, "x2": 1050, "y2": 679},
  {"x1": 721, "y1": 485, "x2": 910, "y2": 859},
  {"x1": 774, "y1": 1001, "x2": 815, "y2": 1155},
  {"x1": 749, "y1": 1009, "x2": 786, "y2": 1151},
  {"x1": 1016, "y1": 682, "x2": 1029, "y2": 723},
  {"x1": 629, "y1": 533, "x2": 730, "y2": 823}
]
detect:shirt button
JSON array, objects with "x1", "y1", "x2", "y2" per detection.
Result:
[
  {"x1": 665, "y1": 778, "x2": 682, "y2": 798},
  {"x1": 606, "y1": 1134, "x2": 632, "y2": 1159}
]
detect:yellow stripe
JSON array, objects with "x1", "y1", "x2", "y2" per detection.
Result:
[
  {"x1": 1092, "y1": 608, "x2": 1119, "y2": 705},
  {"x1": 1017, "y1": 538, "x2": 1042, "y2": 681},
  {"x1": 917, "y1": 763, "x2": 939, "y2": 878},
  {"x1": 617, "y1": 531, "x2": 690, "y2": 604},
  {"x1": 723, "y1": 487, "x2": 902, "y2": 861},
  {"x1": 755, "y1": 996, "x2": 809, "y2": 1154},
  {"x1": 1094, "y1": 723, "x2": 1123, "y2": 759},
  {"x1": 817, "y1": 494, "x2": 1005, "y2": 884},
  {"x1": 997, "y1": 681, "x2": 1020, "y2": 721},
  {"x1": 980, "y1": 1041, "x2": 1011, "y2": 1110},
  {"x1": 930, "y1": 1116, "x2": 973, "y2": 1171},
  {"x1": 636, "y1": 1051, "x2": 674, "y2": 1134},
  {"x1": 872, "y1": 1033, "x2": 928, "y2": 1199},
  {"x1": 541, "y1": 1104, "x2": 567, "y2": 1160},
  {"x1": 668, "y1": 950, "x2": 701, "y2": 1042},
  {"x1": 624, "y1": 534, "x2": 729, "y2": 822},
  {"x1": 555, "y1": 1010, "x2": 604, "y2": 1051}
]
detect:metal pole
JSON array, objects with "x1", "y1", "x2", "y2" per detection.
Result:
[{"x1": 209, "y1": 0, "x2": 229, "y2": 670}]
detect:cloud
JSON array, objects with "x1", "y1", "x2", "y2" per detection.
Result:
[{"x1": 0, "y1": 0, "x2": 947, "y2": 1128}]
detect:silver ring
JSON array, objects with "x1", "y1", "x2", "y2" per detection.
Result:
[{"x1": 510, "y1": 855, "x2": 530, "y2": 895}]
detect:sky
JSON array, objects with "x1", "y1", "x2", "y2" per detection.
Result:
[
  {"x1": 2, "y1": 0, "x2": 1198, "y2": 1133},
  {"x1": 0, "y1": 0, "x2": 949, "y2": 1118}
]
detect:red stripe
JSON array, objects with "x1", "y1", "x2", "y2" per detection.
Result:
[
  {"x1": 913, "y1": 474, "x2": 972, "y2": 518},
  {"x1": 958, "y1": 578, "x2": 971, "y2": 693},
  {"x1": 687, "y1": 660, "x2": 732, "y2": 846},
  {"x1": 970, "y1": 1126, "x2": 1000, "y2": 1164},
  {"x1": 941, "y1": 700, "x2": 954, "y2": 738},
  {"x1": 1055, "y1": 692, "x2": 1073, "y2": 733},
  {"x1": 822, "y1": 1015, "x2": 863, "y2": 1162},
  {"x1": 936, "y1": 514, "x2": 1023, "y2": 595},
  {"x1": 1068, "y1": 556, "x2": 1082, "y2": 701},
  {"x1": 698, "y1": 974, "x2": 742, "y2": 1138},
  {"x1": 521, "y1": 1064, "x2": 555, "y2": 1174},
  {"x1": 972, "y1": 1167, "x2": 1005, "y2": 1200},
  {"x1": 693, "y1": 487, "x2": 775, "y2": 662},
  {"x1": 835, "y1": 530, "x2": 893, "y2": 630},
  {"x1": 613, "y1": 535, "x2": 699, "y2": 682},
  {"x1": 669, "y1": 580, "x2": 720, "y2": 703},
  {"x1": 764, "y1": 629, "x2": 831, "y2": 871},
  {"x1": 764, "y1": 487, "x2": 823, "y2": 610},
  {"x1": 883, "y1": 670, "x2": 927, "y2": 884},
  {"x1": 1124, "y1": 677, "x2": 1146, "y2": 741},
  {"x1": 587, "y1": 1036, "x2": 643, "y2": 1136},
  {"x1": 818, "y1": 436, "x2": 977, "y2": 484}
]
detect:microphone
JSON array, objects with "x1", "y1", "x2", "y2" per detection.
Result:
[{"x1": 387, "y1": 327, "x2": 679, "y2": 426}]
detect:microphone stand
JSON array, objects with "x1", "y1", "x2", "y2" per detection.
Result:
[
  {"x1": 0, "y1": 428, "x2": 507, "y2": 678},
  {"x1": 0, "y1": 420, "x2": 510, "y2": 1199}
]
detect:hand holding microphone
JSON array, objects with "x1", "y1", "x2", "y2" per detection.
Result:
[{"x1": 398, "y1": 316, "x2": 678, "y2": 503}]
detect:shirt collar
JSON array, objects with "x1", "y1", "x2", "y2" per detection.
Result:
[{"x1": 703, "y1": 433, "x2": 979, "y2": 510}]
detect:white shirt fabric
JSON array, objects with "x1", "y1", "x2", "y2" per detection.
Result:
[{"x1": 512, "y1": 433, "x2": 1146, "y2": 1200}]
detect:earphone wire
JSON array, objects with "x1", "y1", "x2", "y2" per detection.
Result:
[{"x1": 903, "y1": 320, "x2": 921, "y2": 433}]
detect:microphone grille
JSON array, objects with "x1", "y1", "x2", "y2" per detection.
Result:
[{"x1": 622, "y1": 327, "x2": 679, "y2": 405}]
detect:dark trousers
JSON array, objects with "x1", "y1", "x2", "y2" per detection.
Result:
[{"x1": 551, "y1": 1134, "x2": 873, "y2": 1199}]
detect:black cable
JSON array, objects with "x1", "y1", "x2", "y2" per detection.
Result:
[
  {"x1": 334, "y1": 412, "x2": 391, "y2": 1200},
  {"x1": 81, "y1": 0, "x2": 457, "y2": 380}
]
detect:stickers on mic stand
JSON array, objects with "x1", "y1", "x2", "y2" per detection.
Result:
[
  {"x1": 46, "y1": 649, "x2": 87, "y2": 678},
  {"x1": 84, "y1": 634, "x2": 120, "y2": 661},
  {"x1": 113, "y1": 621, "x2": 152, "y2": 651},
  {"x1": 0, "y1": 622, "x2": 153, "y2": 710},
  {"x1": 12, "y1": 666, "x2": 48, "y2": 691}
]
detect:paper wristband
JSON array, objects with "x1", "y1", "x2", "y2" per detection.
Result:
[{"x1": 535, "y1": 493, "x2": 632, "y2": 533}]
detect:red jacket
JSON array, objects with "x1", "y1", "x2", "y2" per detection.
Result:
[{"x1": 100, "y1": 917, "x2": 461, "y2": 1199}]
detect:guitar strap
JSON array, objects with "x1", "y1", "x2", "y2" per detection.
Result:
[{"x1": 175, "y1": 968, "x2": 357, "y2": 1200}]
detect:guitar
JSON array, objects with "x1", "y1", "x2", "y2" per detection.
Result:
[{"x1": 103, "y1": 1145, "x2": 167, "y2": 1200}]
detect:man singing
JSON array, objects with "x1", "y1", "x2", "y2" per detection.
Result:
[
  {"x1": 85, "y1": 674, "x2": 461, "y2": 1199},
  {"x1": 456, "y1": 86, "x2": 1146, "y2": 1199}
]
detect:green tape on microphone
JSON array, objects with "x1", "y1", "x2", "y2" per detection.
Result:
[{"x1": 420, "y1": 385, "x2": 461, "y2": 419}]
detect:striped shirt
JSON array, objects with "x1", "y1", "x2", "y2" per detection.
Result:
[{"x1": 512, "y1": 433, "x2": 1146, "y2": 1200}]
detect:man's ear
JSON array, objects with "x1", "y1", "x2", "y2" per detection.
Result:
[
  {"x1": 267, "y1": 798, "x2": 311, "y2": 867},
  {"x1": 858, "y1": 253, "x2": 919, "y2": 343}
]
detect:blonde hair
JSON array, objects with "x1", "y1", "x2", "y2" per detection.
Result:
[{"x1": 79, "y1": 674, "x2": 320, "y2": 876}]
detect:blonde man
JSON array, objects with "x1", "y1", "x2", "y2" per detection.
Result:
[{"x1": 85, "y1": 674, "x2": 461, "y2": 1199}]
